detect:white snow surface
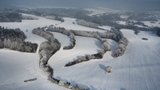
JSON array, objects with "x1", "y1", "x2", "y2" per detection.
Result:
[
  {"x1": 98, "y1": 25, "x2": 112, "y2": 31},
  {"x1": 0, "y1": 14, "x2": 160, "y2": 90},
  {"x1": 116, "y1": 21, "x2": 127, "y2": 25},
  {"x1": 49, "y1": 29, "x2": 160, "y2": 90},
  {"x1": 0, "y1": 49, "x2": 69, "y2": 90},
  {"x1": 56, "y1": 17, "x2": 105, "y2": 32},
  {"x1": 142, "y1": 20, "x2": 160, "y2": 27},
  {"x1": 120, "y1": 15, "x2": 129, "y2": 19}
]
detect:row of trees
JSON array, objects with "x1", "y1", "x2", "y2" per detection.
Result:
[
  {"x1": 0, "y1": 27, "x2": 37, "y2": 52},
  {"x1": 126, "y1": 12, "x2": 158, "y2": 21},
  {"x1": 20, "y1": 8, "x2": 123, "y2": 26},
  {"x1": 46, "y1": 26, "x2": 76, "y2": 50},
  {"x1": 0, "y1": 26, "x2": 26, "y2": 40},
  {"x1": 54, "y1": 16, "x2": 64, "y2": 22},
  {"x1": 46, "y1": 26, "x2": 128, "y2": 66},
  {"x1": 157, "y1": 30, "x2": 160, "y2": 37},
  {"x1": 0, "y1": 12, "x2": 22, "y2": 22},
  {"x1": 76, "y1": 19, "x2": 99, "y2": 28},
  {"x1": 33, "y1": 26, "x2": 91, "y2": 90}
]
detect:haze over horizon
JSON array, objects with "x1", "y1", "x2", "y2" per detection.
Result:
[{"x1": 0, "y1": 0, "x2": 160, "y2": 11}]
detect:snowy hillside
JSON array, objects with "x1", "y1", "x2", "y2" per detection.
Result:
[
  {"x1": 0, "y1": 13, "x2": 160, "y2": 90},
  {"x1": 86, "y1": 7, "x2": 121, "y2": 16}
]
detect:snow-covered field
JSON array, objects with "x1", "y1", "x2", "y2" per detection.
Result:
[
  {"x1": 56, "y1": 17, "x2": 105, "y2": 32},
  {"x1": 142, "y1": 21, "x2": 160, "y2": 27},
  {"x1": 98, "y1": 25, "x2": 112, "y2": 31},
  {"x1": 0, "y1": 14, "x2": 160, "y2": 90},
  {"x1": 0, "y1": 49, "x2": 69, "y2": 90},
  {"x1": 116, "y1": 21, "x2": 127, "y2": 25},
  {"x1": 86, "y1": 8, "x2": 121, "y2": 16}
]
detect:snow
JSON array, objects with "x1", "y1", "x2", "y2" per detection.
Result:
[
  {"x1": 0, "y1": 14, "x2": 70, "y2": 90},
  {"x1": 0, "y1": 14, "x2": 160, "y2": 90},
  {"x1": 142, "y1": 20, "x2": 160, "y2": 27},
  {"x1": 98, "y1": 25, "x2": 112, "y2": 30},
  {"x1": 86, "y1": 7, "x2": 121, "y2": 16},
  {"x1": 135, "y1": 24, "x2": 145, "y2": 28},
  {"x1": 48, "y1": 29, "x2": 160, "y2": 90},
  {"x1": 0, "y1": 49, "x2": 69, "y2": 90},
  {"x1": 86, "y1": 8, "x2": 107, "y2": 16},
  {"x1": 120, "y1": 15, "x2": 129, "y2": 19},
  {"x1": 56, "y1": 17, "x2": 105, "y2": 32},
  {"x1": 0, "y1": 14, "x2": 61, "y2": 44},
  {"x1": 116, "y1": 21, "x2": 127, "y2": 25}
]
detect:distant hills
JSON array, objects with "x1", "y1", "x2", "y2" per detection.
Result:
[{"x1": 0, "y1": 0, "x2": 160, "y2": 11}]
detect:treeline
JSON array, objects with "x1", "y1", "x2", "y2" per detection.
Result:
[
  {"x1": 76, "y1": 19, "x2": 99, "y2": 29},
  {"x1": 76, "y1": 14, "x2": 122, "y2": 26},
  {"x1": 46, "y1": 26, "x2": 76, "y2": 50},
  {"x1": 0, "y1": 27, "x2": 26, "y2": 40},
  {"x1": 19, "y1": 8, "x2": 159, "y2": 29},
  {"x1": 151, "y1": 27, "x2": 160, "y2": 37},
  {"x1": 0, "y1": 11, "x2": 22, "y2": 22},
  {"x1": 20, "y1": 8, "x2": 122, "y2": 25},
  {"x1": 0, "y1": 27, "x2": 37, "y2": 52},
  {"x1": 33, "y1": 27, "x2": 93, "y2": 90},
  {"x1": 20, "y1": 8, "x2": 90, "y2": 18},
  {"x1": 54, "y1": 16, "x2": 64, "y2": 22},
  {"x1": 157, "y1": 30, "x2": 160, "y2": 37},
  {"x1": 126, "y1": 12, "x2": 158, "y2": 21},
  {"x1": 46, "y1": 26, "x2": 128, "y2": 66}
]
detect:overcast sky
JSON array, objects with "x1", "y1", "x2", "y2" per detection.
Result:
[{"x1": 0, "y1": 0, "x2": 160, "y2": 11}]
